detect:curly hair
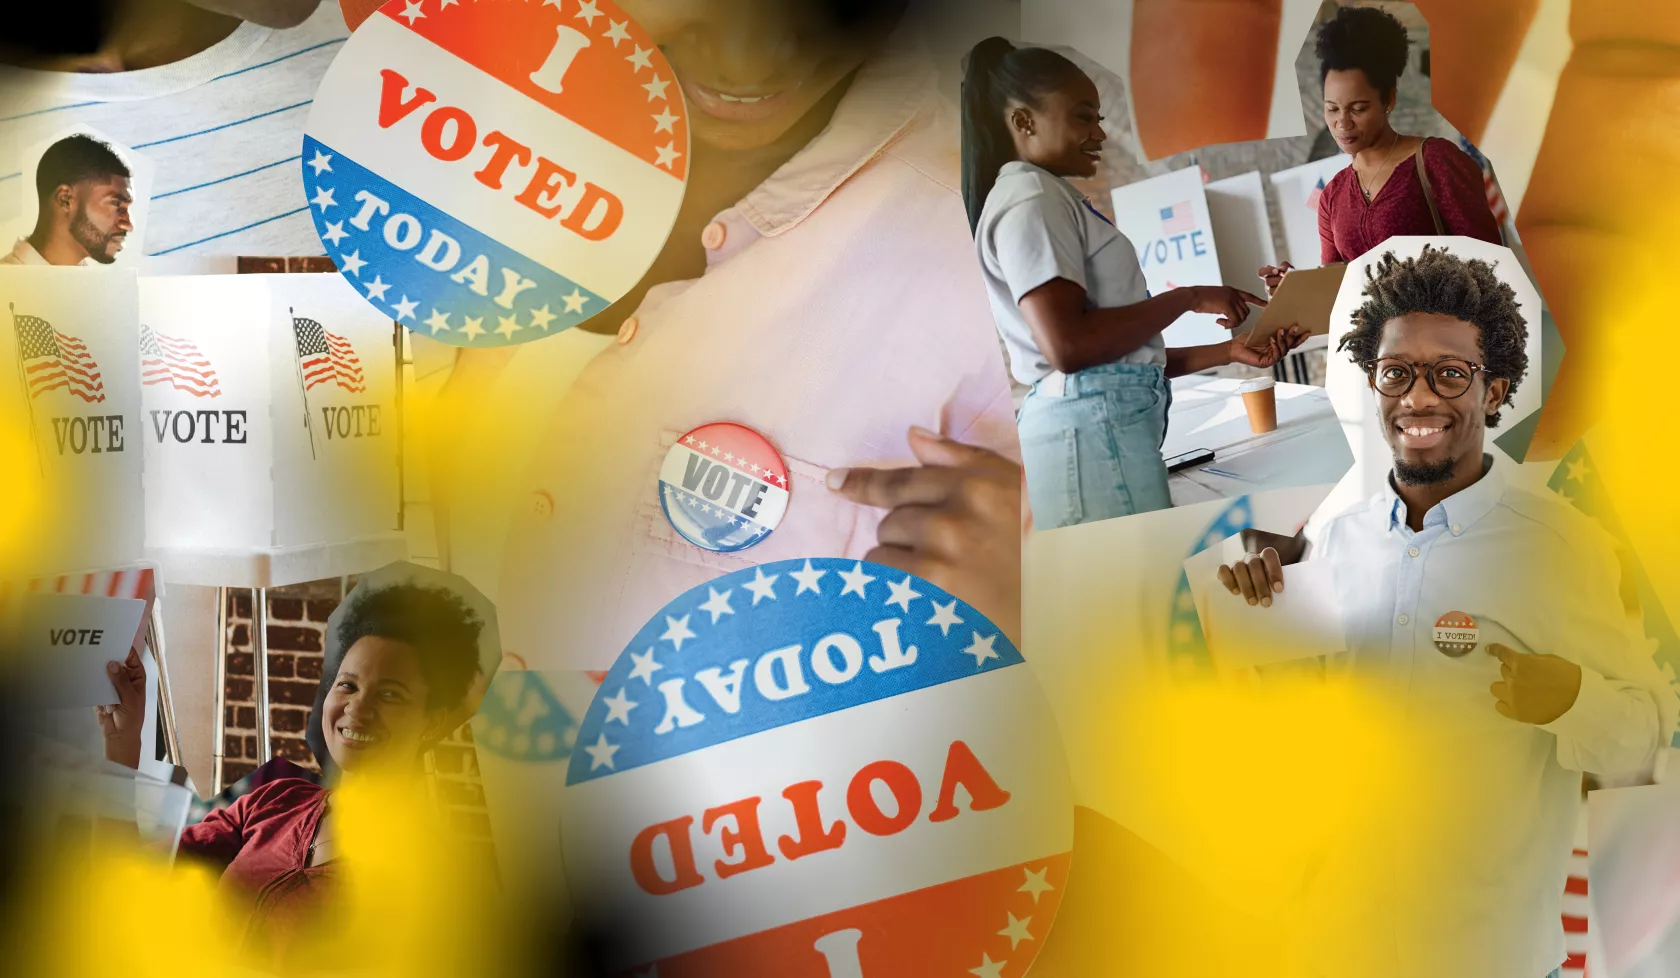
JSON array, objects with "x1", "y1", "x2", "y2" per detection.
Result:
[
  {"x1": 335, "y1": 583, "x2": 483, "y2": 710},
  {"x1": 1338, "y1": 246, "x2": 1529, "y2": 427},
  {"x1": 1316, "y1": 4, "x2": 1411, "y2": 99}
]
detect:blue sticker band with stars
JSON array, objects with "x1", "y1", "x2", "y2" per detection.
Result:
[
  {"x1": 566, "y1": 558, "x2": 1022, "y2": 786},
  {"x1": 301, "y1": 136, "x2": 606, "y2": 346}
]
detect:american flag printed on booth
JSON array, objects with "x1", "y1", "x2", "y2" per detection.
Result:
[
  {"x1": 1306, "y1": 176, "x2": 1327, "y2": 213},
  {"x1": 139, "y1": 324, "x2": 221, "y2": 398},
  {"x1": 292, "y1": 316, "x2": 366, "y2": 393},
  {"x1": 14, "y1": 314, "x2": 105, "y2": 403},
  {"x1": 1160, "y1": 200, "x2": 1195, "y2": 234}
]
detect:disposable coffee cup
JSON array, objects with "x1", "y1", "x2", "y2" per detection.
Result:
[{"x1": 1236, "y1": 377, "x2": 1278, "y2": 434}]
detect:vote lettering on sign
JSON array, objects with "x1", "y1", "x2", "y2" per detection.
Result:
[
  {"x1": 304, "y1": 0, "x2": 687, "y2": 346},
  {"x1": 560, "y1": 558, "x2": 1073, "y2": 976}
]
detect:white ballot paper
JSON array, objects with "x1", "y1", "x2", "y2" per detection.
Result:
[
  {"x1": 1185, "y1": 543, "x2": 1347, "y2": 668},
  {"x1": 15, "y1": 593, "x2": 148, "y2": 709}
]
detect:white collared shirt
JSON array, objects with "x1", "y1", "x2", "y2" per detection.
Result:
[
  {"x1": 0, "y1": 237, "x2": 84, "y2": 265},
  {"x1": 1296, "y1": 454, "x2": 1677, "y2": 978},
  {"x1": 486, "y1": 33, "x2": 1018, "y2": 671}
]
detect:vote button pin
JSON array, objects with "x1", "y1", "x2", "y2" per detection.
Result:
[
  {"x1": 1432, "y1": 610, "x2": 1480, "y2": 657},
  {"x1": 659, "y1": 423, "x2": 789, "y2": 552}
]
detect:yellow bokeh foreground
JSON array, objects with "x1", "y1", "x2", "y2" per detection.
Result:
[{"x1": 4, "y1": 773, "x2": 530, "y2": 978}]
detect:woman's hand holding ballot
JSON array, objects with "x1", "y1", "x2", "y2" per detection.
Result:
[
  {"x1": 96, "y1": 648, "x2": 146, "y2": 770},
  {"x1": 1231, "y1": 326, "x2": 1306, "y2": 369},
  {"x1": 1257, "y1": 262, "x2": 1294, "y2": 298},
  {"x1": 828, "y1": 427, "x2": 1023, "y2": 645}
]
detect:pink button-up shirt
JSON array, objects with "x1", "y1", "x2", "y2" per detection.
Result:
[{"x1": 494, "y1": 37, "x2": 1019, "y2": 670}]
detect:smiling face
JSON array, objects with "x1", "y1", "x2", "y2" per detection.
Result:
[
  {"x1": 322, "y1": 636, "x2": 444, "y2": 774},
  {"x1": 1372, "y1": 312, "x2": 1509, "y2": 486},
  {"x1": 619, "y1": 0, "x2": 898, "y2": 153},
  {"x1": 63, "y1": 175, "x2": 132, "y2": 264},
  {"x1": 1323, "y1": 67, "x2": 1394, "y2": 156},
  {"x1": 1010, "y1": 72, "x2": 1105, "y2": 179}
]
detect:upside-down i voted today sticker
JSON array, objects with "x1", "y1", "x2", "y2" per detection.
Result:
[
  {"x1": 560, "y1": 558, "x2": 1073, "y2": 976},
  {"x1": 303, "y1": 0, "x2": 688, "y2": 346},
  {"x1": 1433, "y1": 610, "x2": 1480, "y2": 657},
  {"x1": 659, "y1": 423, "x2": 790, "y2": 554}
]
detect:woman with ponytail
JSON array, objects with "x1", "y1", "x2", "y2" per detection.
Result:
[{"x1": 962, "y1": 39, "x2": 1303, "y2": 530}]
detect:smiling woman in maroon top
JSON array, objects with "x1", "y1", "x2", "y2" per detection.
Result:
[
  {"x1": 1260, "y1": 5, "x2": 1502, "y2": 292},
  {"x1": 100, "y1": 583, "x2": 484, "y2": 964}
]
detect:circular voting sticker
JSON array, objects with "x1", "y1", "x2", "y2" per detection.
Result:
[
  {"x1": 559, "y1": 559, "x2": 1074, "y2": 977},
  {"x1": 1432, "y1": 611, "x2": 1480, "y2": 658},
  {"x1": 302, "y1": 0, "x2": 688, "y2": 346},
  {"x1": 659, "y1": 423, "x2": 789, "y2": 554}
]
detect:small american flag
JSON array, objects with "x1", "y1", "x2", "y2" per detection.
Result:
[
  {"x1": 140, "y1": 325, "x2": 221, "y2": 398},
  {"x1": 1306, "y1": 176, "x2": 1327, "y2": 213},
  {"x1": 293, "y1": 316, "x2": 365, "y2": 393},
  {"x1": 14, "y1": 313, "x2": 104, "y2": 403},
  {"x1": 1160, "y1": 200, "x2": 1195, "y2": 234}
]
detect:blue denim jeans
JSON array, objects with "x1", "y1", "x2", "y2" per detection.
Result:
[{"x1": 1017, "y1": 361, "x2": 1173, "y2": 530}]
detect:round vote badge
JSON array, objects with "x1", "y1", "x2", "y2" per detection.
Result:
[
  {"x1": 302, "y1": 0, "x2": 688, "y2": 347},
  {"x1": 1433, "y1": 610, "x2": 1481, "y2": 657},
  {"x1": 559, "y1": 558, "x2": 1074, "y2": 976},
  {"x1": 660, "y1": 423, "x2": 789, "y2": 553}
]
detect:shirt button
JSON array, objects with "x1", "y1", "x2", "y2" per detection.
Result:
[
  {"x1": 1451, "y1": 524, "x2": 1463, "y2": 534},
  {"x1": 701, "y1": 221, "x2": 727, "y2": 250},
  {"x1": 616, "y1": 316, "x2": 639, "y2": 345},
  {"x1": 1408, "y1": 546, "x2": 1419, "y2": 557},
  {"x1": 531, "y1": 491, "x2": 554, "y2": 520},
  {"x1": 1397, "y1": 614, "x2": 1410, "y2": 625}
]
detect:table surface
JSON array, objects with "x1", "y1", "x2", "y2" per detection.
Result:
[{"x1": 1161, "y1": 375, "x2": 1352, "y2": 505}]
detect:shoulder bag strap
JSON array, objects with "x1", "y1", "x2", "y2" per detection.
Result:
[{"x1": 1412, "y1": 137, "x2": 1446, "y2": 235}]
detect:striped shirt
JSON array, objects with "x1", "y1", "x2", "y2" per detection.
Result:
[{"x1": 0, "y1": 3, "x2": 347, "y2": 261}]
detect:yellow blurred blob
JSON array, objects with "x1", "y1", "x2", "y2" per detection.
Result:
[
  {"x1": 0, "y1": 414, "x2": 47, "y2": 578},
  {"x1": 6, "y1": 771, "x2": 529, "y2": 978}
]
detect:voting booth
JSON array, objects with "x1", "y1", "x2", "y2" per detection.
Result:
[
  {"x1": 138, "y1": 272, "x2": 404, "y2": 585},
  {"x1": 0, "y1": 267, "x2": 145, "y2": 577},
  {"x1": 137, "y1": 271, "x2": 407, "y2": 791},
  {"x1": 1268, "y1": 155, "x2": 1352, "y2": 270}
]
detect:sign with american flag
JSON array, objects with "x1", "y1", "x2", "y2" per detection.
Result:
[
  {"x1": 1159, "y1": 200, "x2": 1194, "y2": 234},
  {"x1": 139, "y1": 324, "x2": 220, "y2": 398},
  {"x1": 0, "y1": 267, "x2": 144, "y2": 576},
  {"x1": 303, "y1": 0, "x2": 688, "y2": 347},
  {"x1": 293, "y1": 316, "x2": 366, "y2": 394},
  {"x1": 560, "y1": 558, "x2": 1073, "y2": 976},
  {"x1": 14, "y1": 313, "x2": 105, "y2": 403},
  {"x1": 1113, "y1": 166, "x2": 1227, "y2": 346}
]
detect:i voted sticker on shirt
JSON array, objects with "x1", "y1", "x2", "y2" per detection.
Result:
[
  {"x1": 659, "y1": 423, "x2": 789, "y2": 553},
  {"x1": 559, "y1": 558, "x2": 1073, "y2": 976},
  {"x1": 1433, "y1": 610, "x2": 1480, "y2": 657},
  {"x1": 302, "y1": 0, "x2": 688, "y2": 346}
]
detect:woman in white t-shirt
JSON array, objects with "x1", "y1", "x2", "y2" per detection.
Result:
[{"x1": 961, "y1": 38, "x2": 1302, "y2": 530}]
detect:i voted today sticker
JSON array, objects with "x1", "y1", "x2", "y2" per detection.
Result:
[
  {"x1": 302, "y1": 0, "x2": 688, "y2": 346},
  {"x1": 659, "y1": 423, "x2": 789, "y2": 553},
  {"x1": 559, "y1": 558, "x2": 1073, "y2": 976},
  {"x1": 1433, "y1": 610, "x2": 1480, "y2": 657}
]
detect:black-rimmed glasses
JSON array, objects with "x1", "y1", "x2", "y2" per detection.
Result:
[{"x1": 1360, "y1": 357, "x2": 1485, "y2": 399}]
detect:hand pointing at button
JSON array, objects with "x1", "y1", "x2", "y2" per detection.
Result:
[
  {"x1": 1488, "y1": 643, "x2": 1582, "y2": 725},
  {"x1": 827, "y1": 427, "x2": 1022, "y2": 645}
]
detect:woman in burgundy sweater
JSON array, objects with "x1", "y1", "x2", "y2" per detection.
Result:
[
  {"x1": 1262, "y1": 5, "x2": 1502, "y2": 290},
  {"x1": 99, "y1": 582, "x2": 484, "y2": 966}
]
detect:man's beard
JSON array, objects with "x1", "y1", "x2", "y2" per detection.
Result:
[
  {"x1": 1394, "y1": 456, "x2": 1457, "y2": 486},
  {"x1": 69, "y1": 209, "x2": 121, "y2": 264}
]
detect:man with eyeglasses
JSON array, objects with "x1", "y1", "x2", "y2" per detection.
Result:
[{"x1": 1213, "y1": 245, "x2": 1676, "y2": 978}]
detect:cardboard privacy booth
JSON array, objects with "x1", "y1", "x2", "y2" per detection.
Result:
[
  {"x1": 1110, "y1": 165, "x2": 1228, "y2": 348},
  {"x1": 0, "y1": 267, "x2": 144, "y2": 576},
  {"x1": 1268, "y1": 155, "x2": 1351, "y2": 270},
  {"x1": 137, "y1": 273, "x2": 404, "y2": 586},
  {"x1": 1204, "y1": 171, "x2": 1278, "y2": 300}
]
